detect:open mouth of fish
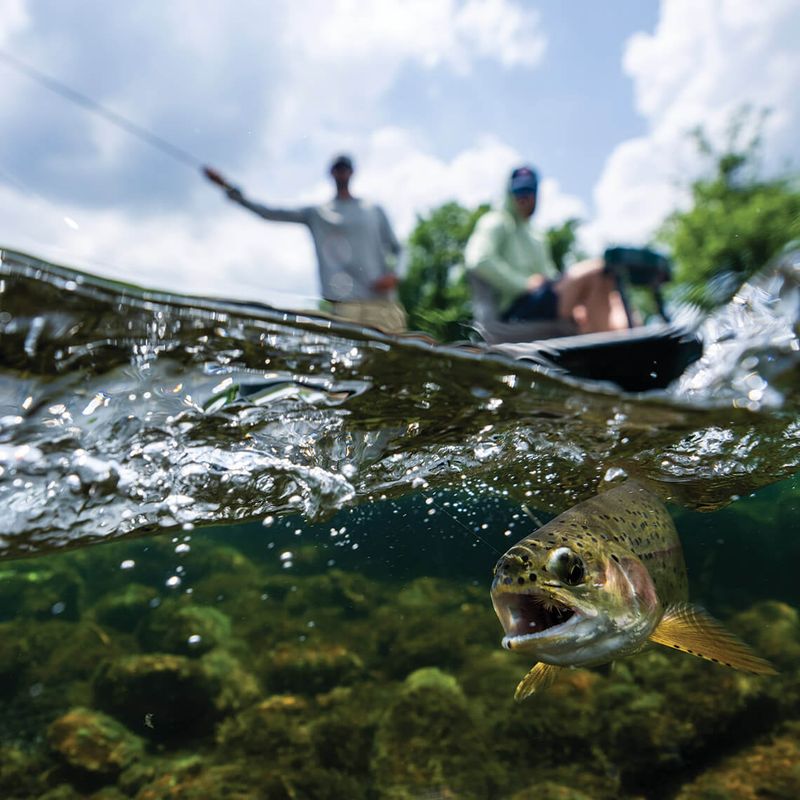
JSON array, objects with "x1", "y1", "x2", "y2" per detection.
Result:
[{"x1": 493, "y1": 591, "x2": 577, "y2": 649}]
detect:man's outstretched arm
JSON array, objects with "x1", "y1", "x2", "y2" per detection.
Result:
[{"x1": 203, "y1": 166, "x2": 309, "y2": 224}]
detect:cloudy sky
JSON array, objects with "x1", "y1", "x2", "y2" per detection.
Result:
[{"x1": 0, "y1": 0, "x2": 798, "y2": 307}]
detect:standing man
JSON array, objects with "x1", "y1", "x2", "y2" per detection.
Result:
[
  {"x1": 204, "y1": 155, "x2": 407, "y2": 333},
  {"x1": 465, "y1": 165, "x2": 629, "y2": 334}
]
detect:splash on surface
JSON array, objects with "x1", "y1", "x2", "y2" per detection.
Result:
[{"x1": 0, "y1": 247, "x2": 798, "y2": 557}]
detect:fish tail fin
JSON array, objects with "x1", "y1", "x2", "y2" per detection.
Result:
[
  {"x1": 649, "y1": 603, "x2": 777, "y2": 675},
  {"x1": 514, "y1": 662, "x2": 563, "y2": 701}
]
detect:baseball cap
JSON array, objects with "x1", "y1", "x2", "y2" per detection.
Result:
[
  {"x1": 330, "y1": 154, "x2": 354, "y2": 171},
  {"x1": 509, "y1": 166, "x2": 539, "y2": 194}
]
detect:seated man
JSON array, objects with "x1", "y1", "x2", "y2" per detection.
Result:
[{"x1": 465, "y1": 166, "x2": 629, "y2": 335}]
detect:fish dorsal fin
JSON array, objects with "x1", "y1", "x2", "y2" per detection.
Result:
[
  {"x1": 514, "y1": 662, "x2": 564, "y2": 701},
  {"x1": 650, "y1": 603, "x2": 777, "y2": 675}
]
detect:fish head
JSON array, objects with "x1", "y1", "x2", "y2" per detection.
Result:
[{"x1": 491, "y1": 537, "x2": 660, "y2": 667}]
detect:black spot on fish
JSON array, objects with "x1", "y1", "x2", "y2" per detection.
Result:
[
  {"x1": 517, "y1": 577, "x2": 525, "y2": 585},
  {"x1": 528, "y1": 573, "x2": 537, "y2": 582},
  {"x1": 611, "y1": 554, "x2": 620, "y2": 563}
]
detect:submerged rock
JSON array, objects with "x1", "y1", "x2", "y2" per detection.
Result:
[
  {"x1": 675, "y1": 722, "x2": 800, "y2": 799},
  {"x1": 0, "y1": 565, "x2": 82, "y2": 622},
  {"x1": 0, "y1": 620, "x2": 31, "y2": 698},
  {"x1": 731, "y1": 600, "x2": 800, "y2": 669},
  {"x1": 92, "y1": 652, "x2": 258, "y2": 742},
  {"x1": 216, "y1": 694, "x2": 312, "y2": 758},
  {"x1": 509, "y1": 784, "x2": 595, "y2": 800},
  {"x1": 48, "y1": 707, "x2": 144, "y2": 778},
  {"x1": 136, "y1": 601, "x2": 233, "y2": 656},
  {"x1": 261, "y1": 642, "x2": 364, "y2": 694},
  {"x1": 93, "y1": 584, "x2": 159, "y2": 633},
  {"x1": 371, "y1": 667, "x2": 501, "y2": 800},
  {"x1": 0, "y1": 744, "x2": 50, "y2": 798}
]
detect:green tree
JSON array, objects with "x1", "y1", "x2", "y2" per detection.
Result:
[
  {"x1": 659, "y1": 113, "x2": 800, "y2": 306},
  {"x1": 545, "y1": 217, "x2": 585, "y2": 273},
  {"x1": 399, "y1": 201, "x2": 488, "y2": 342}
]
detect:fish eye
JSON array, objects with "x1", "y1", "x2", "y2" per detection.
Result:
[{"x1": 546, "y1": 547, "x2": 585, "y2": 586}]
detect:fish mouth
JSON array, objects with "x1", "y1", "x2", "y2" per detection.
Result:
[{"x1": 493, "y1": 591, "x2": 577, "y2": 649}]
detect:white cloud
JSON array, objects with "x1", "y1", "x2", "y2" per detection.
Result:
[
  {"x1": 0, "y1": 0, "x2": 552, "y2": 304},
  {"x1": 587, "y1": 0, "x2": 800, "y2": 250},
  {"x1": 535, "y1": 177, "x2": 588, "y2": 231},
  {"x1": 0, "y1": 0, "x2": 28, "y2": 46},
  {"x1": 269, "y1": 0, "x2": 546, "y2": 156},
  {"x1": 0, "y1": 182, "x2": 319, "y2": 308}
]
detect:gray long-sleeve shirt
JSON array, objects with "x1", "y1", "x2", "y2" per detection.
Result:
[{"x1": 234, "y1": 194, "x2": 401, "y2": 302}]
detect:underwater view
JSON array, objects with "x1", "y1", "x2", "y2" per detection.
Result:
[{"x1": 1, "y1": 247, "x2": 800, "y2": 799}]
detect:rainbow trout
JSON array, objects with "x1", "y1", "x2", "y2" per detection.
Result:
[{"x1": 491, "y1": 481, "x2": 775, "y2": 700}]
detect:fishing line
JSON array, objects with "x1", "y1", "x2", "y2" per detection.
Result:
[
  {"x1": 422, "y1": 490, "x2": 503, "y2": 557},
  {"x1": 0, "y1": 48, "x2": 204, "y2": 171}
]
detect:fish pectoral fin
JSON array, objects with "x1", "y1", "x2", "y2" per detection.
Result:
[
  {"x1": 649, "y1": 603, "x2": 777, "y2": 675},
  {"x1": 514, "y1": 662, "x2": 563, "y2": 701}
]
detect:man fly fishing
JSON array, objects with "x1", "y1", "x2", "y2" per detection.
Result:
[{"x1": 204, "y1": 156, "x2": 407, "y2": 333}]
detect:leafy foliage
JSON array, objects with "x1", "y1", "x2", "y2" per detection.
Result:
[
  {"x1": 659, "y1": 115, "x2": 800, "y2": 306},
  {"x1": 399, "y1": 202, "x2": 488, "y2": 341},
  {"x1": 545, "y1": 217, "x2": 585, "y2": 273}
]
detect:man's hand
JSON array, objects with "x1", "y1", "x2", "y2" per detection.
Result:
[
  {"x1": 526, "y1": 273, "x2": 547, "y2": 292},
  {"x1": 372, "y1": 274, "x2": 399, "y2": 293},
  {"x1": 203, "y1": 166, "x2": 244, "y2": 203},
  {"x1": 202, "y1": 166, "x2": 231, "y2": 189}
]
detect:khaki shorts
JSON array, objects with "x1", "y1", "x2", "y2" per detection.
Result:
[{"x1": 329, "y1": 299, "x2": 407, "y2": 334}]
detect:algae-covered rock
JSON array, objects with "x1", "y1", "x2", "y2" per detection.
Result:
[
  {"x1": 396, "y1": 577, "x2": 467, "y2": 611},
  {"x1": 0, "y1": 621, "x2": 31, "y2": 698},
  {"x1": 599, "y1": 648, "x2": 774, "y2": 784},
  {"x1": 37, "y1": 787, "x2": 83, "y2": 800},
  {"x1": 371, "y1": 667, "x2": 501, "y2": 800},
  {"x1": 93, "y1": 651, "x2": 258, "y2": 742},
  {"x1": 509, "y1": 783, "x2": 595, "y2": 800},
  {"x1": 0, "y1": 565, "x2": 82, "y2": 621},
  {"x1": 373, "y1": 607, "x2": 470, "y2": 678},
  {"x1": 47, "y1": 707, "x2": 144, "y2": 778},
  {"x1": 307, "y1": 683, "x2": 389, "y2": 782},
  {"x1": 675, "y1": 722, "x2": 800, "y2": 799},
  {"x1": 216, "y1": 694, "x2": 312, "y2": 758},
  {"x1": 133, "y1": 762, "x2": 261, "y2": 800},
  {"x1": 731, "y1": 600, "x2": 800, "y2": 669},
  {"x1": 262, "y1": 642, "x2": 364, "y2": 694},
  {"x1": 134, "y1": 757, "x2": 365, "y2": 800},
  {"x1": 93, "y1": 584, "x2": 159, "y2": 633},
  {"x1": 275, "y1": 568, "x2": 375, "y2": 617},
  {"x1": 33, "y1": 621, "x2": 127, "y2": 691},
  {"x1": 0, "y1": 744, "x2": 50, "y2": 798},
  {"x1": 216, "y1": 691, "x2": 371, "y2": 799},
  {"x1": 136, "y1": 601, "x2": 233, "y2": 656}
]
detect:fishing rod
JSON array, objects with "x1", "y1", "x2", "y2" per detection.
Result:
[{"x1": 0, "y1": 48, "x2": 218, "y2": 177}]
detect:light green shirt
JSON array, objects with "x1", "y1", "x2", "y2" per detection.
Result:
[{"x1": 465, "y1": 199, "x2": 558, "y2": 314}]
